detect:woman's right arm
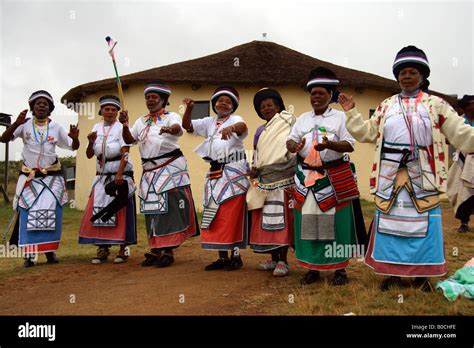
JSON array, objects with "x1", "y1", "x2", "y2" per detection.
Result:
[
  {"x1": 119, "y1": 110, "x2": 136, "y2": 144},
  {"x1": 338, "y1": 93, "x2": 381, "y2": 143},
  {"x1": 86, "y1": 131, "x2": 96, "y2": 159},
  {"x1": 0, "y1": 109, "x2": 28, "y2": 143},
  {"x1": 182, "y1": 98, "x2": 194, "y2": 133}
]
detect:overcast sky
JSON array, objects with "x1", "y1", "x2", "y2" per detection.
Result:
[{"x1": 0, "y1": 0, "x2": 472, "y2": 160}]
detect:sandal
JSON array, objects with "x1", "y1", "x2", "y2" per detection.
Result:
[
  {"x1": 301, "y1": 270, "x2": 320, "y2": 285},
  {"x1": 412, "y1": 277, "x2": 433, "y2": 292},
  {"x1": 227, "y1": 255, "x2": 243, "y2": 271},
  {"x1": 205, "y1": 258, "x2": 230, "y2": 271},
  {"x1": 23, "y1": 257, "x2": 35, "y2": 268},
  {"x1": 92, "y1": 247, "x2": 110, "y2": 265},
  {"x1": 330, "y1": 269, "x2": 348, "y2": 286},
  {"x1": 46, "y1": 252, "x2": 59, "y2": 264},
  {"x1": 379, "y1": 276, "x2": 410, "y2": 291},
  {"x1": 155, "y1": 253, "x2": 175, "y2": 268},
  {"x1": 141, "y1": 252, "x2": 161, "y2": 267},
  {"x1": 114, "y1": 248, "x2": 128, "y2": 263}
]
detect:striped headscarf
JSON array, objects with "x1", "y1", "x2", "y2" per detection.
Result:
[
  {"x1": 28, "y1": 90, "x2": 55, "y2": 114},
  {"x1": 144, "y1": 80, "x2": 171, "y2": 105},
  {"x1": 393, "y1": 46, "x2": 430, "y2": 90},
  {"x1": 98, "y1": 95, "x2": 121, "y2": 115},
  {"x1": 306, "y1": 67, "x2": 340, "y2": 93},
  {"x1": 211, "y1": 86, "x2": 240, "y2": 114}
]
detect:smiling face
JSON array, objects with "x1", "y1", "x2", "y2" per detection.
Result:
[
  {"x1": 145, "y1": 92, "x2": 164, "y2": 113},
  {"x1": 310, "y1": 87, "x2": 331, "y2": 114},
  {"x1": 259, "y1": 98, "x2": 280, "y2": 121},
  {"x1": 215, "y1": 95, "x2": 233, "y2": 116},
  {"x1": 32, "y1": 98, "x2": 50, "y2": 119},
  {"x1": 398, "y1": 67, "x2": 423, "y2": 92},
  {"x1": 100, "y1": 105, "x2": 119, "y2": 123}
]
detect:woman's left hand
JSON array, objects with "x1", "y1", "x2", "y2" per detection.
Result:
[
  {"x1": 249, "y1": 167, "x2": 258, "y2": 179},
  {"x1": 115, "y1": 173, "x2": 124, "y2": 185},
  {"x1": 69, "y1": 124, "x2": 80, "y2": 140},
  {"x1": 315, "y1": 136, "x2": 331, "y2": 151},
  {"x1": 220, "y1": 126, "x2": 234, "y2": 140},
  {"x1": 160, "y1": 126, "x2": 172, "y2": 135}
]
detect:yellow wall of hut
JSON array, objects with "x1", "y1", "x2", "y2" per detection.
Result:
[{"x1": 73, "y1": 84, "x2": 404, "y2": 211}]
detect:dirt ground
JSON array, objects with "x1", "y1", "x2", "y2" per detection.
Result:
[
  {"x1": 0, "y1": 240, "x2": 303, "y2": 315},
  {"x1": 0, "y1": 206, "x2": 471, "y2": 316}
]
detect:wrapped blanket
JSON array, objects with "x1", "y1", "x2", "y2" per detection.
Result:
[{"x1": 247, "y1": 111, "x2": 296, "y2": 210}]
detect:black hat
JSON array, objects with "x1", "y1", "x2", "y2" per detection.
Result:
[
  {"x1": 458, "y1": 95, "x2": 474, "y2": 109},
  {"x1": 28, "y1": 90, "x2": 55, "y2": 114},
  {"x1": 393, "y1": 46, "x2": 430, "y2": 82},
  {"x1": 211, "y1": 86, "x2": 239, "y2": 114},
  {"x1": 306, "y1": 67, "x2": 340, "y2": 93},
  {"x1": 98, "y1": 95, "x2": 121, "y2": 116},
  {"x1": 253, "y1": 88, "x2": 285, "y2": 119}
]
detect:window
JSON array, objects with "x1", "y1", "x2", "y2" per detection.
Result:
[{"x1": 191, "y1": 101, "x2": 210, "y2": 120}]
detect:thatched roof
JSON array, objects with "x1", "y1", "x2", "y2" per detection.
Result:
[{"x1": 61, "y1": 40, "x2": 452, "y2": 104}]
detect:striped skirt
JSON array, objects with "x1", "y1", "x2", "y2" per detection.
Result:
[
  {"x1": 145, "y1": 186, "x2": 199, "y2": 250},
  {"x1": 79, "y1": 192, "x2": 137, "y2": 246},
  {"x1": 249, "y1": 189, "x2": 294, "y2": 253},
  {"x1": 201, "y1": 194, "x2": 248, "y2": 251},
  {"x1": 365, "y1": 206, "x2": 447, "y2": 277}
]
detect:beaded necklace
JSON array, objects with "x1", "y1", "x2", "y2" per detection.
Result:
[
  {"x1": 98, "y1": 121, "x2": 116, "y2": 175},
  {"x1": 398, "y1": 90, "x2": 431, "y2": 162},
  {"x1": 32, "y1": 117, "x2": 50, "y2": 169},
  {"x1": 32, "y1": 117, "x2": 49, "y2": 144},
  {"x1": 139, "y1": 109, "x2": 166, "y2": 143}
]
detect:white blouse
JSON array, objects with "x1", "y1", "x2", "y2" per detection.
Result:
[
  {"x1": 288, "y1": 108, "x2": 355, "y2": 162},
  {"x1": 13, "y1": 119, "x2": 73, "y2": 168},
  {"x1": 129, "y1": 112, "x2": 182, "y2": 159},
  {"x1": 191, "y1": 114, "x2": 248, "y2": 161},
  {"x1": 91, "y1": 122, "x2": 133, "y2": 173}
]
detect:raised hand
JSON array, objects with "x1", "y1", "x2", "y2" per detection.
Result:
[
  {"x1": 87, "y1": 131, "x2": 97, "y2": 143},
  {"x1": 183, "y1": 98, "x2": 194, "y2": 108},
  {"x1": 69, "y1": 124, "x2": 80, "y2": 140},
  {"x1": 119, "y1": 110, "x2": 129, "y2": 125},
  {"x1": 15, "y1": 109, "x2": 29, "y2": 126},
  {"x1": 338, "y1": 93, "x2": 355, "y2": 112}
]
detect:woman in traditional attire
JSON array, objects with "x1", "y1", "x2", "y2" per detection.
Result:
[
  {"x1": 79, "y1": 95, "x2": 137, "y2": 264},
  {"x1": 1, "y1": 90, "x2": 79, "y2": 267},
  {"x1": 287, "y1": 67, "x2": 366, "y2": 286},
  {"x1": 182, "y1": 86, "x2": 249, "y2": 271},
  {"x1": 120, "y1": 81, "x2": 199, "y2": 268},
  {"x1": 447, "y1": 95, "x2": 474, "y2": 233},
  {"x1": 247, "y1": 88, "x2": 296, "y2": 277},
  {"x1": 338, "y1": 46, "x2": 474, "y2": 291}
]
